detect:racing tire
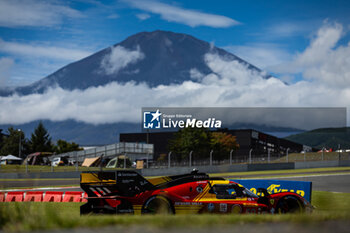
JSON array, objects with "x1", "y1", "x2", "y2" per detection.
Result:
[
  {"x1": 276, "y1": 196, "x2": 304, "y2": 214},
  {"x1": 142, "y1": 196, "x2": 174, "y2": 214}
]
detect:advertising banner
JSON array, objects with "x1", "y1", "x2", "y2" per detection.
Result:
[{"x1": 231, "y1": 179, "x2": 312, "y2": 202}]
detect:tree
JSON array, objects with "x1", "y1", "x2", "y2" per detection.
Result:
[
  {"x1": 168, "y1": 127, "x2": 211, "y2": 161},
  {"x1": 53, "y1": 139, "x2": 83, "y2": 154},
  {"x1": 29, "y1": 122, "x2": 54, "y2": 153},
  {"x1": 168, "y1": 128, "x2": 240, "y2": 162},
  {"x1": 0, "y1": 127, "x2": 29, "y2": 158},
  {"x1": 210, "y1": 132, "x2": 239, "y2": 160}
]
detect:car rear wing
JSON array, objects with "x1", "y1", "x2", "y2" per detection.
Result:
[{"x1": 81, "y1": 170, "x2": 156, "y2": 198}]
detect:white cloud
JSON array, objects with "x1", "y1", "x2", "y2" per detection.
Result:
[
  {"x1": 224, "y1": 43, "x2": 292, "y2": 69},
  {"x1": 0, "y1": 38, "x2": 92, "y2": 61},
  {"x1": 271, "y1": 22, "x2": 350, "y2": 88},
  {"x1": 124, "y1": 0, "x2": 239, "y2": 28},
  {"x1": 108, "y1": 14, "x2": 119, "y2": 19},
  {"x1": 0, "y1": 0, "x2": 83, "y2": 28},
  {"x1": 100, "y1": 45, "x2": 145, "y2": 75},
  {"x1": 0, "y1": 57, "x2": 14, "y2": 86},
  {"x1": 136, "y1": 13, "x2": 151, "y2": 20}
]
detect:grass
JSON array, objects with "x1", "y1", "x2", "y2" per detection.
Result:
[
  {"x1": 0, "y1": 191, "x2": 349, "y2": 232},
  {"x1": 274, "y1": 152, "x2": 350, "y2": 163},
  {"x1": 209, "y1": 166, "x2": 350, "y2": 178}
]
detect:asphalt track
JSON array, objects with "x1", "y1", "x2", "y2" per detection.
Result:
[{"x1": 1, "y1": 170, "x2": 350, "y2": 193}]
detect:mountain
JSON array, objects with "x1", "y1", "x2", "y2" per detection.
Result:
[
  {"x1": 3, "y1": 30, "x2": 265, "y2": 96},
  {"x1": 285, "y1": 127, "x2": 350, "y2": 150},
  {"x1": 0, "y1": 30, "x2": 269, "y2": 144}
]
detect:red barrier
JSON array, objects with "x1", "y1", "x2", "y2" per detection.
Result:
[
  {"x1": 62, "y1": 191, "x2": 83, "y2": 202},
  {"x1": 24, "y1": 191, "x2": 44, "y2": 202},
  {"x1": 5, "y1": 192, "x2": 24, "y2": 202},
  {"x1": 43, "y1": 191, "x2": 63, "y2": 202},
  {"x1": 0, "y1": 192, "x2": 4, "y2": 202}
]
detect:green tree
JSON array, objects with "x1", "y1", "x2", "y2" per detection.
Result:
[
  {"x1": 210, "y1": 132, "x2": 240, "y2": 160},
  {"x1": 0, "y1": 127, "x2": 29, "y2": 158},
  {"x1": 53, "y1": 139, "x2": 83, "y2": 154},
  {"x1": 168, "y1": 127, "x2": 211, "y2": 161},
  {"x1": 29, "y1": 122, "x2": 54, "y2": 153},
  {"x1": 168, "y1": 128, "x2": 240, "y2": 162}
]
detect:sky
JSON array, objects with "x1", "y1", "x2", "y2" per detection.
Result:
[{"x1": 0, "y1": 0, "x2": 349, "y2": 126}]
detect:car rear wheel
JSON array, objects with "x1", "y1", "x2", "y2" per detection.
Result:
[
  {"x1": 276, "y1": 196, "x2": 304, "y2": 214},
  {"x1": 142, "y1": 196, "x2": 174, "y2": 214}
]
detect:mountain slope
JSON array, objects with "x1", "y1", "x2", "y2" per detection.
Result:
[
  {"x1": 9, "y1": 30, "x2": 265, "y2": 95},
  {"x1": 285, "y1": 127, "x2": 350, "y2": 149}
]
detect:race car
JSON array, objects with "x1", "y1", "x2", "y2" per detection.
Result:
[{"x1": 80, "y1": 170, "x2": 313, "y2": 215}]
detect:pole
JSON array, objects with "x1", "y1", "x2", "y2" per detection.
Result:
[
  {"x1": 124, "y1": 153, "x2": 127, "y2": 169},
  {"x1": 286, "y1": 148, "x2": 290, "y2": 163},
  {"x1": 268, "y1": 149, "x2": 270, "y2": 163},
  {"x1": 75, "y1": 151, "x2": 78, "y2": 171},
  {"x1": 146, "y1": 153, "x2": 149, "y2": 169},
  {"x1": 338, "y1": 144, "x2": 341, "y2": 161},
  {"x1": 168, "y1": 151, "x2": 172, "y2": 168},
  {"x1": 249, "y1": 149, "x2": 253, "y2": 164},
  {"x1": 210, "y1": 150, "x2": 213, "y2": 166},
  {"x1": 322, "y1": 147, "x2": 325, "y2": 161},
  {"x1": 230, "y1": 149, "x2": 233, "y2": 165},
  {"x1": 18, "y1": 129, "x2": 21, "y2": 159},
  {"x1": 189, "y1": 151, "x2": 193, "y2": 167}
]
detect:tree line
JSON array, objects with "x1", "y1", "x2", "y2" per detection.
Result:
[
  {"x1": 0, "y1": 122, "x2": 82, "y2": 158},
  {"x1": 167, "y1": 127, "x2": 240, "y2": 162}
]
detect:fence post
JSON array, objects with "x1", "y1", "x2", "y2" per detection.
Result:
[
  {"x1": 189, "y1": 151, "x2": 193, "y2": 167},
  {"x1": 124, "y1": 153, "x2": 127, "y2": 169},
  {"x1": 168, "y1": 151, "x2": 172, "y2": 168},
  {"x1": 75, "y1": 151, "x2": 78, "y2": 171},
  {"x1": 322, "y1": 147, "x2": 325, "y2": 160},
  {"x1": 210, "y1": 150, "x2": 213, "y2": 166},
  {"x1": 249, "y1": 149, "x2": 253, "y2": 164},
  {"x1": 230, "y1": 149, "x2": 233, "y2": 165},
  {"x1": 286, "y1": 148, "x2": 290, "y2": 163},
  {"x1": 147, "y1": 153, "x2": 149, "y2": 169},
  {"x1": 268, "y1": 149, "x2": 270, "y2": 163}
]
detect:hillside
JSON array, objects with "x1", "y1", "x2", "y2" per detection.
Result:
[{"x1": 285, "y1": 127, "x2": 350, "y2": 150}]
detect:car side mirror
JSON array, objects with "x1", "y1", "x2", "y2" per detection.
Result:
[{"x1": 257, "y1": 188, "x2": 270, "y2": 197}]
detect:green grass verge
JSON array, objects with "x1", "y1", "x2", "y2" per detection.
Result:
[
  {"x1": 0, "y1": 191, "x2": 349, "y2": 232},
  {"x1": 209, "y1": 166, "x2": 350, "y2": 178},
  {"x1": 275, "y1": 152, "x2": 350, "y2": 162}
]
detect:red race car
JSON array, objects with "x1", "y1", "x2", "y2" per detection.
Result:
[{"x1": 80, "y1": 170, "x2": 313, "y2": 214}]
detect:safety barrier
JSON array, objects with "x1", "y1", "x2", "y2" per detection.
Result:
[{"x1": 0, "y1": 191, "x2": 87, "y2": 202}]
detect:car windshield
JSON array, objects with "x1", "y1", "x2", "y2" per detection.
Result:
[
  {"x1": 211, "y1": 184, "x2": 258, "y2": 199},
  {"x1": 242, "y1": 187, "x2": 259, "y2": 198}
]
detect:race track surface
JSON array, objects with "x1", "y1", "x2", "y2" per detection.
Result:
[{"x1": 1, "y1": 170, "x2": 350, "y2": 193}]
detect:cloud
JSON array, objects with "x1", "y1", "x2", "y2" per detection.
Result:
[
  {"x1": 0, "y1": 38, "x2": 92, "y2": 61},
  {"x1": 107, "y1": 14, "x2": 119, "y2": 19},
  {"x1": 0, "y1": 57, "x2": 14, "y2": 86},
  {"x1": 136, "y1": 13, "x2": 151, "y2": 20},
  {"x1": 0, "y1": 23, "x2": 349, "y2": 126},
  {"x1": 224, "y1": 43, "x2": 292, "y2": 69},
  {"x1": 0, "y1": 0, "x2": 83, "y2": 28},
  {"x1": 100, "y1": 45, "x2": 145, "y2": 75},
  {"x1": 124, "y1": 0, "x2": 239, "y2": 28},
  {"x1": 271, "y1": 22, "x2": 350, "y2": 88}
]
